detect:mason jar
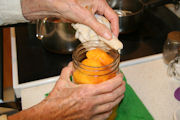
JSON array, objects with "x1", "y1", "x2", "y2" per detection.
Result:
[
  {"x1": 72, "y1": 40, "x2": 120, "y2": 120},
  {"x1": 163, "y1": 31, "x2": 180, "y2": 65}
]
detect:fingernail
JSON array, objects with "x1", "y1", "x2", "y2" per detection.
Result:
[{"x1": 104, "y1": 32, "x2": 112, "y2": 40}]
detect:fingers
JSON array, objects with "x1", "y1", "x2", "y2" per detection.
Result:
[
  {"x1": 48, "y1": 62, "x2": 73, "y2": 97},
  {"x1": 96, "y1": 0, "x2": 119, "y2": 37},
  {"x1": 91, "y1": 110, "x2": 113, "y2": 120},
  {"x1": 104, "y1": 6, "x2": 119, "y2": 37},
  {"x1": 67, "y1": 61, "x2": 73, "y2": 68},
  {"x1": 81, "y1": 11, "x2": 112, "y2": 40},
  {"x1": 94, "y1": 81, "x2": 126, "y2": 105},
  {"x1": 91, "y1": 73, "x2": 123, "y2": 95},
  {"x1": 93, "y1": 95, "x2": 124, "y2": 115}
]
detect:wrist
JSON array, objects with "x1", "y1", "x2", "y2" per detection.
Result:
[
  {"x1": 7, "y1": 101, "x2": 46, "y2": 120},
  {"x1": 21, "y1": 0, "x2": 53, "y2": 20}
]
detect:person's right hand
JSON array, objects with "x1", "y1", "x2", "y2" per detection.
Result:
[
  {"x1": 40, "y1": 62, "x2": 125, "y2": 120},
  {"x1": 21, "y1": 0, "x2": 119, "y2": 39}
]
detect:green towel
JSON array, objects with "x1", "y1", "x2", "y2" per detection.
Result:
[{"x1": 115, "y1": 74, "x2": 154, "y2": 120}]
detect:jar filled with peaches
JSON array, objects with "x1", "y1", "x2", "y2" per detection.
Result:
[{"x1": 72, "y1": 40, "x2": 120, "y2": 120}]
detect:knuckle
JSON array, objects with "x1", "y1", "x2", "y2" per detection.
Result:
[
  {"x1": 105, "y1": 103, "x2": 113, "y2": 111},
  {"x1": 111, "y1": 12, "x2": 119, "y2": 21},
  {"x1": 121, "y1": 94, "x2": 125, "y2": 99},
  {"x1": 119, "y1": 73, "x2": 123, "y2": 78},
  {"x1": 82, "y1": 85, "x2": 94, "y2": 95},
  {"x1": 115, "y1": 12, "x2": 119, "y2": 19},
  {"x1": 61, "y1": 67, "x2": 69, "y2": 73},
  {"x1": 121, "y1": 82, "x2": 126, "y2": 92},
  {"x1": 117, "y1": 96, "x2": 123, "y2": 103},
  {"x1": 112, "y1": 91, "x2": 119, "y2": 99},
  {"x1": 104, "y1": 111, "x2": 112, "y2": 119},
  {"x1": 117, "y1": 74, "x2": 123, "y2": 81},
  {"x1": 122, "y1": 84, "x2": 126, "y2": 92},
  {"x1": 114, "y1": 12, "x2": 119, "y2": 19},
  {"x1": 77, "y1": 89, "x2": 95, "y2": 112},
  {"x1": 108, "y1": 85, "x2": 114, "y2": 92},
  {"x1": 83, "y1": 12, "x2": 94, "y2": 23},
  {"x1": 87, "y1": 84, "x2": 97, "y2": 94},
  {"x1": 84, "y1": 102, "x2": 94, "y2": 118},
  {"x1": 108, "y1": 93, "x2": 116, "y2": 101},
  {"x1": 79, "y1": 88, "x2": 88, "y2": 98}
]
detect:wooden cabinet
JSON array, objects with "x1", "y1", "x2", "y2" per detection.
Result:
[{"x1": 3, "y1": 28, "x2": 12, "y2": 89}]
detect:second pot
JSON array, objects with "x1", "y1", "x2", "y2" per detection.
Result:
[{"x1": 108, "y1": 0, "x2": 180, "y2": 34}]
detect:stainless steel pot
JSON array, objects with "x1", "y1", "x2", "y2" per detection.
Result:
[
  {"x1": 36, "y1": 18, "x2": 80, "y2": 54},
  {"x1": 108, "y1": 0, "x2": 180, "y2": 34}
]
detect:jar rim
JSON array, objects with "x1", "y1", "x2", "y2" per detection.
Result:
[{"x1": 72, "y1": 40, "x2": 120, "y2": 69}]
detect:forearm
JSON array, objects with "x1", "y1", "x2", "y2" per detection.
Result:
[
  {"x1": 7, "y1": 102, "x2": 44, "y2": 120},
  {"x1": 0, "y1": 0, "x2": 28, "y2": 25},
  {"x1": 7, "y1": 98, "x2": 64, "y2": 120}
]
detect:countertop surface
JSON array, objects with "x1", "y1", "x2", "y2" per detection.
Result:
[
  {"x1": 121, "y1": 55, "x2": 180, "y2": 120},
  {"x1": 21, "y1": 54, "x2": 180, "y2": 120}
]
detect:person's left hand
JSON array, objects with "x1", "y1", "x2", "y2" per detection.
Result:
[
  {"x1": 38, "y1": 62, "x2": 125, "y2": 120},
  {"x1": 8, "y1": 62, "x2": 125, "y2": 120}
]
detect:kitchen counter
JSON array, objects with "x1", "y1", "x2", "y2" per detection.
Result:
[
  {"x1": 21, "y1": 54, "x2": 180, "y2": 120},
  {"x1": 121, "y1": 54, "x2": 180, "y2": 120},
  {"x1": 166, "y1": 4, "x2": 180, "y2": 18}
]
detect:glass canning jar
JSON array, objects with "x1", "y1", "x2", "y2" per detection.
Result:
[
  {"x1": 163, "y1": 31, "x2": 180, "y2": 65},
  {"x1": 72, "y1": 40, "x2": 120, "y2": 120}
]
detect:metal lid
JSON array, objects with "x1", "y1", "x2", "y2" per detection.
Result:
[{"x1": 168, "y1": 31, "x2": 180, "y2": 43}]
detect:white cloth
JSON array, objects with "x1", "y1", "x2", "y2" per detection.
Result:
[
  {"x1": 0, "y1": 0, "x2": 28, "y2": 25},
  {"x1": 0, "y1": 115, "x2": 7, "y2": 120},
  {"x1": 72, "y1": 15, "x2": 123, "y2": 52}
]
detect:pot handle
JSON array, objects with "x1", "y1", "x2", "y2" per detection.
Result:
[
  {"x1": 36, "y1": 18, "x2": 48, "y2": 40},
  {"x1": 144, "y1": 0, "x2": 180, "y2": 9}
]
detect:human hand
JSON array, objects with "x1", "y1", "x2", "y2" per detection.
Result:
[
  {"x1": 7, "y1": 62, "x2": 125, "y2": 120},
  {"x1": 21, "y1": 0, "x2": 119, "y2": 39},
  {"x1": 38, "y1": 62, "x2": 125, "y2": 120}
]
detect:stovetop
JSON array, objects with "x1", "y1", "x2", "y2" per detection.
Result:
[{"x1": 14, "y1": 6, "x2": 180, "y2": 84}]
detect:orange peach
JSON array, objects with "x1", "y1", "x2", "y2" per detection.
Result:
[
  {"x1": 73, "y1": 48, "x2": 116, "y2": 84},
  {"x1": 86, "y1": 48, "x2": 114, "y2": 65}
]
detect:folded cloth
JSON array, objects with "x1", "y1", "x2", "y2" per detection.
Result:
[
  {"x1": 71, "y1": 15, "x2": 123, "y2": 53},
  {"x1": 116, "y1": 74, "x2": 154, "y2": 120},
  {"x1": 0, "y1": 115, "x2": 7, "y2": 120}
]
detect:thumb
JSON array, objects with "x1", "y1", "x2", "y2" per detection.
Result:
[{"x1": 59, "y1": 62, "x2": 73, "y2": 81}]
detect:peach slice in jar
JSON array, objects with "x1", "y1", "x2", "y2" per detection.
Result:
[{"x1": 86, "y1": 48, "x2": 114, "y2": 65}]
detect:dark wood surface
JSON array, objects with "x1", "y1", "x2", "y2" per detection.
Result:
[
  {"x1": 3, "y1": 28, "x2": 13, "y2": 89},
  {"x1": 0, "y1": 28, "x2": 3, "y2": 100}
]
